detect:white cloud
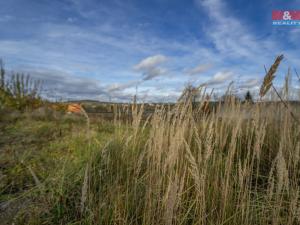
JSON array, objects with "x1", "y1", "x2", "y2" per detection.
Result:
[
  {"x1": 134, "y1": 55, "x2": 167, "y2": 71},
  {"x1": 195, "y1": 0, "x2": 276, "y2": 60},
  {"x1": 134, "y1": 55, "x2": 168, "y2": 81},
  {"x1": 7, "y1": 68, "x2": 108, "y2": 101},
  {"x1": 143, "y1": 67, "x2": 168, "y2": 81},
  {"x1": 201, "y1": 71, "x2": 234, "y2": 86},
  {"x1": 239, "y1": 78, "x2": 261, "y2": 89},
  {"x1": 107, "y1": 80, "x2": 141, "y2": 92},
  {"x1": 187, "y1": 63, "x2": 212, "y2": 76}
]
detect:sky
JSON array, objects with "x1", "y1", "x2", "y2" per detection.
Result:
[{"x1": 0, "y1": 0, "x2": 299, "y2": 102}]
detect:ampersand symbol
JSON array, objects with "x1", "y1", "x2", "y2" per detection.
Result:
[{"x1": 283, "y1": 11, "x2": 292, "y2": 20}]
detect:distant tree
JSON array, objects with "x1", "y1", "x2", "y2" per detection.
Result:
[{"x1": 244, "y1": 91, "x2": 253, "y2": 103}]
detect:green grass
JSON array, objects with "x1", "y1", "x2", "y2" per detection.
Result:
[{"x1": 0, "y1": 114, "x2": 115, "y2": 224}]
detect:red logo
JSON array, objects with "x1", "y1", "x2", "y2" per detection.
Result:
[{"x1": 272, "y1": 10, "x2": 300, "y2": 20}]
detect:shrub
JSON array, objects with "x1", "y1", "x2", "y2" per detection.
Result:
[{"x1": 0, "y1": 59, "x2": 44, "y2": 111}]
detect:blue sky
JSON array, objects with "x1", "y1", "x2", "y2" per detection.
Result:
[{"x1": 0, "y1": 0, "x2": 299, "y2": 102}]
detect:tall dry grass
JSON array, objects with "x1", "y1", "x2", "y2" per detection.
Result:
[{"x1": 45, "y1": 94, "x2": 298, "y2": 225}]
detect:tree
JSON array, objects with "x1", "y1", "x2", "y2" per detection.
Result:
[{"x1": 244, "y1": 90, "x2": 253, "y2": 103}]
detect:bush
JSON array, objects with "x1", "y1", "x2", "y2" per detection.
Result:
[{"x1": 0, "y1": 59, "x2": 44, "y2": 111}]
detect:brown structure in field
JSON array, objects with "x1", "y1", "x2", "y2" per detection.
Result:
[{"x1": 67, "y1": 103, "x2": 82, "y2": 114}]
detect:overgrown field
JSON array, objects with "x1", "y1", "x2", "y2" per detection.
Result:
[{"x1": 1, "y1": 100, "x2": 300, "y2": 225}]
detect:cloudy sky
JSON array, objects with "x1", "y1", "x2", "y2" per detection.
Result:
[{"x1": 0, "y1": 0, "x2": 299, "y2": 102}]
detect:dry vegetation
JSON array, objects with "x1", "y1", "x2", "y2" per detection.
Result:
[{"x1": 1, "y1": 56, "x2": 300, "y2": 224}]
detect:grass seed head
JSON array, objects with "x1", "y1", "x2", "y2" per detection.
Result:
[{"x1": 259, "y1": 54, "x2": 284, "y2": 98}]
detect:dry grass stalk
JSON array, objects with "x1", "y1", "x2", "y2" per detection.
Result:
[
  {"x1": 163, "y1": 176, "x2": 178, "y2": 225},
  {"x1": 80, "y1": 105, "x2": 90, "y2": 131},
  {"x1": 262, "y1": 60, "x2": 300, "y2": 124},
  {"x1": 80, "y1": 163, "x2": 89, "y2": 215},
  {"x1": 260, "y1": 54, "x2": 284, "y2": 98},
  {"x1": 27, "y1": 165, "x2": 42, "y2": 188},
  {"x1": 284, "y1": 68, "x2": 291, "y2": 100}
]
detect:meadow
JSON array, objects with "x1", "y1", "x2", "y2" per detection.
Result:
[{"x1": 1, "y1": 56, "x2": 300, "y2": 225}]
